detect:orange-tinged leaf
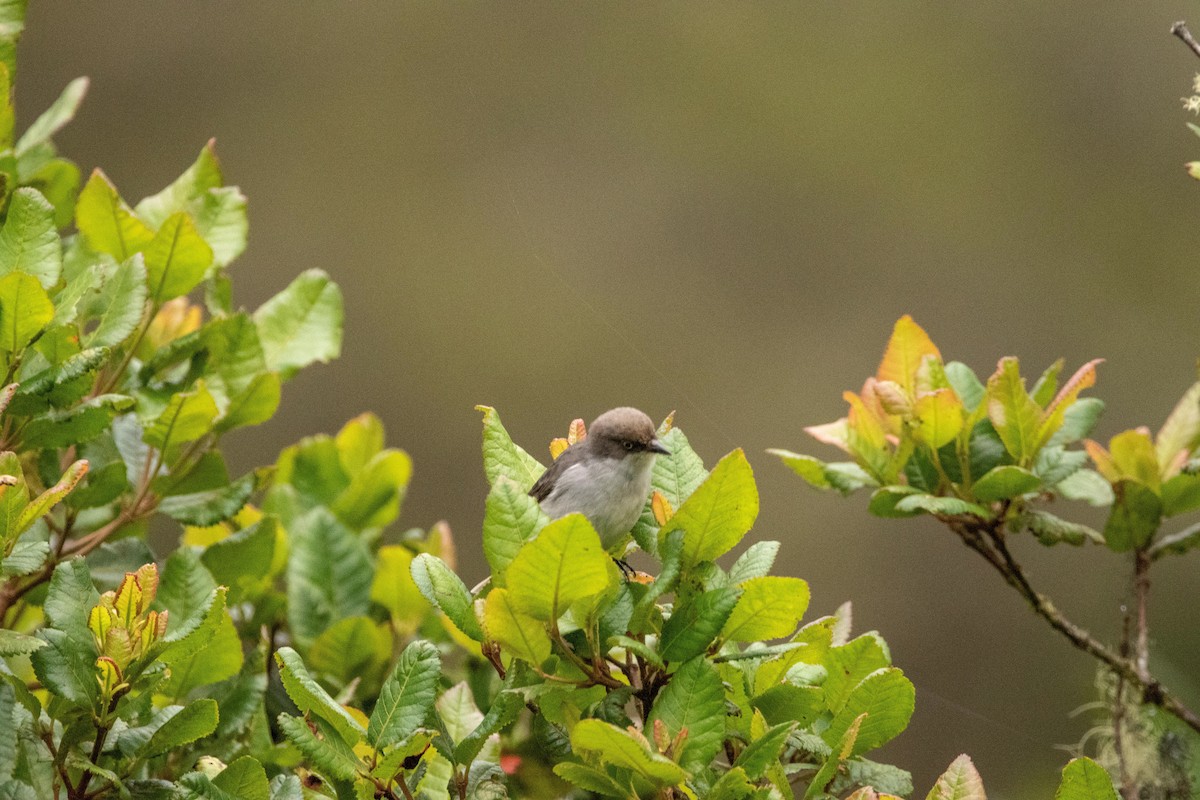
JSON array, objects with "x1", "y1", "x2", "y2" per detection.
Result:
[
  {"x1": 567, "y1": 418, "x2": 586, "y2": 444},
  {"x1": 658, "y1": 410, "x2": 676, "y2": 435},
  {"x1": 651, "y1": 490, "x2": 673, "y2": 526},
  {"x1": 986, "y1": 357, "x2": 1041, "y2": 464},
  {"x1": 845, "y1": 392, "x2": 886, "y2": 451},
  {"x1": 1084, "y1": 440, "x2": 1120, "y2": 482},
  {"x1": 1036, "y1": 359, "x2": 1102, "y2": 451},
  {"x1": 915, "y1": 389, "x2": 963, "y2": 449},
  {"x1": 877, "y1": 315, "x2": 941, "y2": 396},
  {"x1": 549, "y1": 438, "x2": 569, "y2": 460},
  {"x1": 805, "y1": 418, "x2": 850, "y2": 453},
  {"x1": 873, "y1": 380, "x2": 911, "y2": 417},
  {"x1": 1109, "y1": 429, "x2": 1161, "y2": 489}
]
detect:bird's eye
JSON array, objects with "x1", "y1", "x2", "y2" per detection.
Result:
[{"x1": 623, "y1": 441, "x2": 635, "y2": 451}]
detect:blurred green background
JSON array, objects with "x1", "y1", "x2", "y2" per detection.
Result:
[{"x1": 16, "y1": 4, "x2": 1200, "y2": 796}]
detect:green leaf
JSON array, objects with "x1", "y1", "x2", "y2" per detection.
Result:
[
  {"x1": 368, "y1": 640, "x2": 441, "y2": 749},
  {"x1": 482, "y1": 477, "x2": 547, "y2": 587},
  {"x1": 986, "y1": 357, "x2": 1041, "y2": 464},
  {"x1": 822, "y1": 634, "x2": 891, "y2": 714},
  {"x1": 369, "y1": 545, "x2": 430, "y2": 634},
  {"x1": 1150, "y1": 520, "x2": 1200, "y2": 560},
  {"x1": 1020, "y1": 509, "x2": 1103, "y2": 547},
  {"x1": 30, "y1": 628, "x2": 97, "y2": 708},
  {"x1": 728, "y1": 540, "x2": 780, "y2": 584},
  {"x1": 927, "y1": 754, "x2": 987, "y2": 800},
  {"x1": 633, "y1": 426, "x2": 709, "y2": 551},
  {"x1": 410, "y1": 553, "x2": 484, "y2": 640},
  {"x1": 945, "y1": 361, "x2": 985, "y2": 411},
  {"x1": 660, "y1": 586, "x2": 740, "y2": 663},
  {"x1": 1049, "y1": 398, "x2": 1105, "y2": 447},
  {"x1": 330, "y1": 449, "x2": 411, "y2": 531},
  {"x1": 193, "y1": 187, "x2": 248, "y2": 268},
  {"x1": 21, "y1": 393, "x2": 135, "y2": 449},
  {"x1": 199, "y1": 517, "x2": 278, "y2": 599},
  {"x1": 1162, "y1": 473, "x2": 1200, "y2": 517},
  {"x1": 720, "y1": 576, "x2": 808, "y2": 642},
  {"x1": 708, "y1": 767, "x2": 755, "y2": 800},
  {"x1": 660, "y1": 448, "x2": 758, "y2": 569},
  {"x1": 475, "y1": 405, "x2": 545, "y2": 491},
  {"x1": 506, "y1": 513, "x2": 612, "y2": 622},
  {"x1": 253, "y1": 268, "x2": 343, "y2": 376},
  {"x1": 970, "y1": 465, "x2": 1042, "y2": 502},
  {"x1": 570, "y1": 719, "x2": 687, "y2": 787},
  {"x1": 134, "y1": 140, "x2": 223, "y2": 229},
  {"x1": 0, "y1": 271, "x2": 51, "y2": 351},
  {"x1": 1033, "y1": 446, "x2": 1088, "y2": 488},
  {"x1": 286, "y1": 508, "x2": 372, "y2": 646},
  {"x1": 769, "y1": 448, "x2": 832, "y2": 490},
  {"x1": 1103, "y1": 480, "x2": 1162, "y2": 552},
  {"x1": 734, "y1": 720, "x2": 796, "y2": 780},
  {"x1": 893, "y1": 494, "x2": 989, "y2": 518},
  {"x1": 646, "y1": 657, "x2": 724, "y2": 772},
  {"x1": 0, "y1": 188, "x2": 60, "y2": 288},
  {"x1": 156, "y1": 548, "x2": 218, "y2": 634},
  {"x1": 12, "y1": 458, "x2": 86, "y2": 535},
  {"x1": 1, "y1": 539, "x2": 47, "y2": 576},
  {"x1": 483, "y1": 587, "x2": 550, "y2": 665},
  {"x1": 1053, "y1": 756, "x2": 1118, "y2": 800},
  {"x1": 42, "y1": 558, "x2": 99, "y2": 645},
  {"x1": 914, "y1": 388, "x2": 963, "y2": 449},
  {"x1": 84, "y1": 255, "x2": 148, "y2": 348},
  {"x1": 552, "y1": 762, "x2": 628, "y2": 797},
  {"x1": 213, "y1": 372, "x2": 280, "y2": 433},
  {"x1": 143, "y1": 212, "x2": 213, "y2": 302},
  {"x1": 75, "y1": 169, "x2": 155, "y2": 260},
  {"x1": 1057, "y1": 468, "x2": 1114, "y2": 506},
  {"x1": 143, "y1": 382, "x2": 218, "y2": 451},
  {"x1": 160, "y1": 473, "x2": 255, "y2": 527},
  {"x1": 868, "y1": 485, "x2": 924, "y2": 518},
  {"x1": 211, "y1": 756, "x2": 269, "y2": 800},
  {"x1": 159, "y1": 590, "x2": 242, "y2": 696},
  {"x1": 275, "y1": 714, "x2": 361, "y2": 782},
  {"x1": 0, "y1": 628, "x2": 44, "y2": 656},
  {"x1": 142, "y1": 700, "x2": 219, "y2": 758},
  {"x1": 274, "y1": 646, "x2": 366, "y2": 746},
  {"x1": 454, "y1": 689, "x2": 523, "y2": 766},
  {"x1": 27, "y1": 158, "x2": 81, "y2": 230},
  {"x1": 751, "y1": 683, "x2": 823, "y2": 727},
  {"x1": 15, "y1": 77, "x2": 87, "y2": 156},
  {"x1": 822, "y1": 667, "x2": 915, "y2": 756}
]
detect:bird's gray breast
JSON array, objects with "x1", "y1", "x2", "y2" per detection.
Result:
[{"x1": 539, "y1": 453, "x2": 654, "y2": 548}]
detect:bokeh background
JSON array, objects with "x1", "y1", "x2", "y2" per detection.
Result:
[{"x1": 16, "y1": 4, "x2": 1200, "y2": 796}]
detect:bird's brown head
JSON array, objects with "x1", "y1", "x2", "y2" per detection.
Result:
[{"x1": 587, "y1": 407, "x2": 670, "y2": 459}]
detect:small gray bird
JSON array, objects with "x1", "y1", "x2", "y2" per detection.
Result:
[{"x1": 529, "y1": 407, "x2": 670, "y2": 552}]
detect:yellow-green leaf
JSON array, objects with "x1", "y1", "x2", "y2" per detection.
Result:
[
  {"x1": 914, "y1": 388, "x2": 963, "y2": 449},
  {"x1": 75, "y1": 169, "x2": 155, "y2": 260},
  {"x1": 507, "y1": 513, "x2": 611, "y2": 621},
  {"x1": 0, "y1": 271, "x2": 53, "y2": 352},
  {"x1": 570, "y1": 718, "x2": 688, "y2": 787},
  {"x1": 720, "y1": 576, "x2": 809, "y2": 642},
  {"x1": 986, "y1": 357, "x2": 1041, "y2": 464},
  {"x1": 1108, "y1": 429, "x2": 1160, "y2": 490},
  {"x1": 143, "y1": 212, "x2": 214, "y2": 302},
  {"x1": 660, "y1": 449, "x2": 759, "y2": 569},
  {"x1": 876, "y1": 315, "x2": 941, "y2": 396},
  {"x1": 483, "y1": 587, "x2": 550, "y2": 665}
]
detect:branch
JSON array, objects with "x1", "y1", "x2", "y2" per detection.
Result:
[
  {"x1": 943, "y1": 517, "x2": 1200, "y2": 736},
  {"x1": 1172, "y1": 21, "x2": 1200, "y2": 61}
]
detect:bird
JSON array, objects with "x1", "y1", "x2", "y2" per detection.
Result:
[{"x1": 529, "y1": 407, "x2": 670, "y2": 553}]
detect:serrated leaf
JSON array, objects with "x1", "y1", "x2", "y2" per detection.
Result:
[
  {"x1": 1056, "y1": 468, "x2": 1114, "y2": 506},
  {"x1": 915, "y1": 389, "x2": 963, "y2": 449},
  {"x1": 160, "y1": 473, "x2": 255, "y2": 527},
  {"x1": 570, "y1": 719, "x2": 687, "y2": 786},
  {"x1": 30, "y1": 628, "x2": 97, "y2": 708},
  {"x1": 15, "y1": 76, "x2": 87, "y2": 156},
  {"x1": 483, "y1": 587, "x2": 550, "y2": 665},
  {"x1": 211, "y1": 756, "x2": 269, "y2": 800},
  {"x1": 410, "y1": 553, "x2": 483, "y2": 640},
  {"x1": 157, "y1": 548, "x2": 218, "y2": 634},
  {"x1": 927, "y1": 754, "x2": 986, "y2": 800},
  {"x1": 1036, "y1": 359, "x2": 1101, "y2": 452},
  {"x1": 475, "y1": 405, "x2": 544, "y2": 490},
  {"x1": 42, "y1": 558, "x2": 100, "y2": 645},
  {"x1": 142, "y1": 700, "x2": 219, "y2": 758},
  {"x1": 660, "y1": 586, "x2": 740, "y2": 662},
  {"x1": 646, "y1": 657, "x2": 724, "y2": 772},
  {"x1": 1020, "y1": 509, "x2": 1103, "y2": 547},
  {"x1": 482, "y1": 477, "x2": 547, "y2": 587},
  {"x1": 143, "y1": 212, "x2": 213, "y2": 302},
  {"x1": 274, "y1": 647, "x2": 365, "y2": 745},
  {"x1": 75, "y1": 169, "x2": 155, "y2": 260},
  {"x1": 0, "y1": 188, "x2": 60, "y2": 288},
  {"x1": 986, "y1": 357, "x2": 1041, "y2": 464},
  {"x1": 330, "y1": 449, "x2": 411, "y2": 531},
  {"x1": 893, "y1": 494, "x2": 989, "y2": 518},
  {"x1": 135, "y1": 140, "x2": 223, "y2": 229},
  {"x1": 370, "y1": 545, "x2": 430, "y2": 634},
  {"x1": 751, "y1": 683, "x2": 824, "y2": 727},
  {"x1": 822, "y1": 634, "x2": 891, "y2": 714},
  {"x1": 768, "y1": 449, "x2": 829, "y2": 490},
  {"x1": 253, "y1": 268, "x2": 343, "y2": 376},
  {"x1": 275, "y1": 714, "x2": 361, "y2": 782},
  {"x1": 660, "y1": 448, "x2": 758, "y2": 568},
  {"x1": 0, "y1": 628, "x2": 44, "y2": 656},
  {"x1": 286, "y1": 507, "x2": 372, "y2": 646},
  {"x1": 1, "y1": 539, "x2": 47, "y2": 576},
  {"x1": 734, "y1": 719, "x2": 796, "y2": 780},
  {"x1": 552, "y1": 762, "x2": 628, "y2": 796},
  {"x1": 632, "y1": 426, "x2": 709, "y2": 551},
  {"x1": 160, "y1": 589, "x2": 242, "y2": 696},
  {"x1": 193, "y1": 187, "x2": 248, "y2": 268},
  {"x1": 877, "y1": 316, "x2": 940, "y2": 396},
  {"x1": 728, "y1": 540, "x2": 780, "y2": 584},
  {"x1": 85, "y1": 255, "x2": 148, "y2": 348},
  {"x1": 0, "y1": 271, "x2": 52, "y2": 352},
  {"x1": 368, "y1": 640, "x2": 441, "y2": 749},
  {"x1": 1102, "y1": 480, "x2": 1162, "y2": 552},
  {"x1": 721, "y1": 577, "x2": 808, "y2": 642},
  {"x1": 454, "y1": 689, "x2": 523, "y2": 766},
  {"x1": 21, "y1": 393, "x2": 135, "y2": 449},
  {"x1": 944, "y1": 362, "x2": 985, "y2": 411},
  {"x1": 822, "y1": 667, "x2": 915, "y2": 756},
  {"x1": 970, "y1": 465, "x2": 1041, "y2": 502},
  {"x1": 199, "y1": 516, "x2": 277, "y2": 599},
  {"x1": 142, "y1": 382, "x2": 218, "y2": 451},
  {"x1": 507, "y1": 513, "x2": 612, "y2": 622}
]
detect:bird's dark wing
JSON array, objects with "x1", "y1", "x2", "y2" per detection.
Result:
[{"x1": 528, "y1": 445, "x2": 585, "y2": 502}]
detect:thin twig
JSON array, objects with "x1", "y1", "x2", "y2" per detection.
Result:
[
  {"x1": 943, "y1": 517, "x2": 1200, "y2": 736},
  {"x1": 1172, "y1": 21, "x2": 1200, "y2": 60},
  {"x1": 1133, "y1": 549, "x2": 1151, "y2": 683},
  {"x1": 1114, "y1": 605, "x2": 1135, "y2": 800}
]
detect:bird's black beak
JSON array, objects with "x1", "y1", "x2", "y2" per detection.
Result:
[{"x1": 648, "y1": 438, "x2": 671, "y2": 455}]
